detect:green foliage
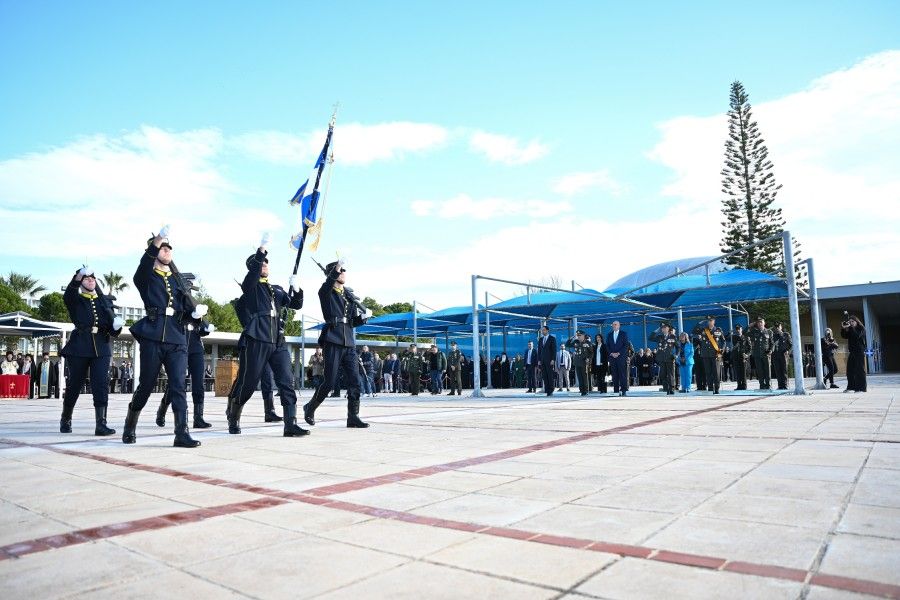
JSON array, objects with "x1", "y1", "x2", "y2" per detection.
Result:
[
  {"x1": 746, "y1": 300, "x2": 808, "y2": 333},
  {"x1": 383, "y1": 301, "x2": 413, "y2": 314},
  {"x1": 0, "y1": 280, "x2": 30, "y2": 313},
  {"x1": 284, "y1": 309, "x2": 302, "y2": 336},
  {"x1": 362, "y1": 297, "x2": 387, "y2": 317},
  {"x1": 720, "y1": 81, "x2": 802, "y2": 281},
  {"x1": 36, "y1": 292, "x2": 69, "y2": 322},
  {"x1": 101, "y1": 271, "x2": 129, "y2": 294},
  {"x1": 197, "y1": 294, "x2": 242, "y2": 332},
  {"x1": 3, "y1": 272, "x2": 46, "y2": 297}
]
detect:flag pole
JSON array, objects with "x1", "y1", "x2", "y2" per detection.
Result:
[{"x1": 291, "y1": 107, "x2": 337, "y2": 276}]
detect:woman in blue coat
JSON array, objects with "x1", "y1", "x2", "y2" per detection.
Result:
[
  {"x1": 677, "y1": 332, "x2": 694, "y2": 393},
  {"x1": 60, "y1": 266, "x2": 123, "y2": 435}
]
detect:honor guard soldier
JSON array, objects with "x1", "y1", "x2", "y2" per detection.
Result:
[
  {"x1": 59, "y1": 266, "x2": 123, "y2": 436},
  {"x1": 231, "y1": 289, "x2": 284, "y2": 423},
  {"x1": 446, "y1": 341, "x2": 463, "y2": 395},
  {"x1": 652, "y1": 323, "x2": 678, "y2": 395},
  {"x1": 226, "y1": 233, "x2": 307, "y2": 436},
  {"x1": 567, "y1": 330, "x2": 593, "y2": 396},
  {"x1": 156, "y1": 296, "x2": 215, "y2": 430},
  {"x1": 730, "y1": 324, "x2": 751, "y2": 390},
  {"x1": 403, "y1": 344, "x2": 425, "y2": 395},
  {"x1": 123, "y1": 227, "x2": 205, "y2": 447},
  {"x1": 301, "y1": 258, "x2": 371, "y2": 427},
  {"x1": 771, "y1": 323, "x2": 792, "y2": 390},
  {"x1": 749, "y1": 316, "x2": 774, "y2": 390},
  {"x1": 697, "y1": 316, "x2": 725, "y2": 394}
]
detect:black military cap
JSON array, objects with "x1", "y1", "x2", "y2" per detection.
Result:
[
  {"x1": 147, "y1": 237, "x2": 173, "y2": 250},
  {"x1": 325, "y1": 261, "x2": 346, "y2": 274},
  {"x1": 576, "y1": 329, "x2": 586, "y2": 335},
  {"x1": 660, "y1": 322, "x2": 671, "y2": 328},
  {"x1": 756, "y1": 315, "x2": 765, "y2": 321},
  {"x1": 735, "y1": 324, "x2": 743, "y2": 330},
  {"x1": 450, "y1": 341, "x2": 457, "y2": 346},
  {"x1": 706, "y1": 315, "x2": 715, "y2": 321},
  {"x1": 774, "y1": 322, "x2": 783, "y2": 328},
  {"x1": 246, "y1": 254, "x2": 268, "y2": 269}
]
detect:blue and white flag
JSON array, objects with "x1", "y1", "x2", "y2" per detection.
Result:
[{"x1": 289, "y1": 133, "x2": 331, "y2": 249}]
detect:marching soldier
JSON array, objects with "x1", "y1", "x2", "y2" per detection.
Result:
[
  {"x1": 567, "y1": 330, "x2": 593, "y2": 396},
  {"x1": 123, "y1": 227, "x2": 205, "y2": 447},
  {"x1": 696, "y1": 316, "x2": 725, "y2": 394},
  {"x1": 59, "y1": 266, "x2": 123, "y2": 436},
  {"x1": 446, "y1": 341, "x2": 463, "y2": 395},
  {"x1": 155, "y1": 299, "x2": 215, "y2": 430},
  {"x1": 402, "y1": 344, "x2": 425, "y2": 395},
  {"x1": 226, "y1": 233, "x2": 307, "y2": 436},
  {"x1": 652, "y1": 323, "x2": 678, "y2": 395},
  {"x1": 748, "y1": 316, "x2": 774, "y2": 390},
  {"x1": 301, "y1": 258, "x2": 370, "y2": 427},
  {"x1": 771, "y1": 322, "x2": 792, "y2": 390},
  {"x1": 730, "y1": 324, "x2": 751, "y2": 390}
]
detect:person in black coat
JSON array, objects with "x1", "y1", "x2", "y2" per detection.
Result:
[
  {"x1": 821, "y1": 328, "x2": 840, "y2": 389},
  {"x1": 302, "y1": 258, "x2": 370, "y2": 428},
  {"x1": 606, "y1": 321, "x2": 629, "y2": 396},
  {"x1": 537, "y1": 325, "x2": 557, "y2": 396},
  {"x1": 841, "y1": 315, "x2": 867, "y2": 392},
  {"x1": 123, "y1": 227, "x2": 206, "y2": 448},
  {"x1": 226, "y1": 233, "x2": 306, "y2": 436},
  {"x1": 592, "y1": 333, "x2": 608, "y2": 393},
  {"x1": 60, "y1": 266, "x2": 123, "y2": 435}
]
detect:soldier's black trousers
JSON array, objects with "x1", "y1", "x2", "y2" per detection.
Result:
[
  {"x1": 754, "y1": 353, "x2": 771, "y2": 388},
  {"x1": 733, "y1": 356, "x2": 747, "y2": 389},
  {"x1": 233, "y1": 339, "x2": 297, "y2": 408},
  {"x1": 702, "y1": 357, "x2": 720, "y2": 391},
  {"x1": 659, "y1": 360, "x2": 675, "y2": 392},
  {"x1": 63, "y1": 355, "x2": 111, "y2": 408},
  {"x1": 610, "y1": 356, "x2": 628, "y2": 392},
  {"x1": 131, "y1": 341, "x2": 187, "y2": 412},
  {"x1": 408, "y1": 372, "x2": 420, "y2": 394},
  {"x1": 448, "y1": 367, "x2": 462, "y2": 393},
  {"x1": 575, "y1": 365, "x2": 589, "y2": 394},
  {"x1": 161, "y1": 350, "x2": 206, "y2": 407},
  {"x1": 772, "y1": 352, "x2": 788, "y2": 389},
  {"x1": 260, "y1": 363, "x2": 275, "y2": 401},
  {"x1": 315, "y1": 344, "x2": 361, "y2": 397}
]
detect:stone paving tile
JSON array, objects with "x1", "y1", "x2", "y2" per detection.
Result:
[
  {"x1": 573, "y1": 484, "x2": 715, "y2": 514},
  {"x1": 514, "y1": 503, "x2": 676, "y2": 544},
  {"x1": 727, "y1": 475, "x2": 852, "y2": 503},
  {"x1": 819, "y1": 533, "x2": 900, "y2": 584},
  {"x1": 479, "y1": 477, "x2": 599, "y2": 503},
  {"x1": 60, "y1": 569, "x2": 252, "y2": 599},
  {"x1": 0, "y1": 499, "x2": 72, "y2": 546},
  {"x1": 689, "y1": 492, "x2": 842, "y2": 530},
  {"x1": 837, "y1": 503, "x2": 900, "y2": 539},
  {"x1": 319, "y1": 518, "x2": 475, "y2": 558},
  {"x1": 411, "y1": 492, "x2": 558, "y2": 527},
  {"x1": 399, "y1": 470, "x2": 519, "y2": 493},
  {"x1": 428, "y1": 534, "x2": 617, "y2": 589},
  {"x1": 804, "y1": 585, "x2": 883, "y2": 599},
  {"x1": 329, "y1": 482, "x2": 465, "y2": 511},
  {"x1": 574, "y1": 556, "x2": 803, "y2": 599},
  {"x1": 316, "y1": 560, "x2": 556, "y2": 600},
  {"x1": 235, "y1": 501, "x2": 373, "y2": 534}
]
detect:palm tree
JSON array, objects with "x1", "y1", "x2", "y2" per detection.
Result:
[
  {"x1": 102, "y1": 272, "x2": 129, "y2": 294},
  {"x1": 4, "y1": 272, "x2": 46, "y2": 297}
]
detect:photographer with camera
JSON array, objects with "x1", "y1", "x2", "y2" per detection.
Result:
[
  {"x1": 821, "y1": 328, "x2": 840, "y2": 389},
  {"x1": 840, "y1": 312, "x2": 867, "y2": 393}
]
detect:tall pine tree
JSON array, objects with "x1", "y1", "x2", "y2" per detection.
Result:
[{"x1": 720, "y1": 81, "x2": 799, "y2": 277}]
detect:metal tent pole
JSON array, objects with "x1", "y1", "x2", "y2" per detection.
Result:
[
  {"x1": 413, "y1": 300, "x2": 417, "y2": 345},
  {"x1": 471, "y1": 275, "x2": 483, "y2": 397},
  {"x1": 802, "y1": 259, "x2": 825, "y2": 390},
  {"x1": 677, "y1": 309, "x2": 684, "y2": 335},
  {"x1": 485, "y1": 292, "x2": 492, "y2": 388},
  {"x1": 300, "y1": 314, "x2": 306, "y2": 390},
  {"x1": 783, "y1": 231, "x2": 806, "y2": 395}
]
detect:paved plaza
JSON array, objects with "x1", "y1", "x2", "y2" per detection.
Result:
[{"x1": 1, "y1": 377, "x2": 898, "y2": 599}]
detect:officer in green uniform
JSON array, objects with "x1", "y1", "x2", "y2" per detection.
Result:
[
  {"x1": 652, "y1": 323, "x2": 678, "y2": 395},
  {"x1": 696, "y1": 316, "x2": 725, "y2": 394},
  {"x1": 748, "y1": 316, "x2": 774, "y2": 390},
  {"x1": 566, "y1": 330, "x2": 593, "y2": 396},
  {"x1": 730, "y1": 324, "x2": 751, "y2": 390},
  {"x1": 403, "y1": 343, "x2": 425, "y2": 395},
  {"x1": 446, "y1": 341, "x2": 463, "y2": 395},
  {"x1": 771, "y1": 322, "x2": 793, "y2": 390}
]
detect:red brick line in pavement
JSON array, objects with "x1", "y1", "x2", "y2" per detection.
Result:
[
  {"x1": 1, "y1": 439, "x2": 899, "y2": 598},
  {"x1": 0, "y1": 496, "x2": 288, "y2": 561}
]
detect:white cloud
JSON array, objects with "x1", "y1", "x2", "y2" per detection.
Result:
[
  {"x1": 646, "y1": 50, "x2": 900, "y2": 286},
  {"x1": 552, "y1": 169, "x2": 625, "y2": 196},
  {"x1": 411, "y1": 193, "x2": 572, "y2": 220},
  {"x1": 468, "y1": 131, "x2": 549, "y2": 165},
  {"x1": 232, "y1": 121, "x2": 449, "y2": 166}
]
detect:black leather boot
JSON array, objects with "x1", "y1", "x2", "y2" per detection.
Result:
[
  {"x1": 173, "y1": 407, "x2": 201, "y2": 448},
  {"x1": 155, "y1": 391, "x2": 171, "y2": 427},
  {"x1": 347, "y1": 392, "x2": 369, "y2": 428},
  {"x1": 94, "y1": 405, "x2": 116, "y2": 436},
  {"x1": 60, "y1": 403, "x2": 75, "y2": 433},
  {"x1": 226, "y1": 395, "x2": 243, "y2": 434},
  {"x1": 193, "y1": 402, "x2": 211, "y2": 429},
  {"x1": 263, "y1": 395, "x2": 283, "y2": 422},
  {"x1": 303, "y1": 385, "x2": 329, "y2": 426},
  {"x1": 122, "y1": 404, "x2": 140, "y2": 444},
  {"x1": 283, "y1": 404, "x2": 310, "y2": 437}
]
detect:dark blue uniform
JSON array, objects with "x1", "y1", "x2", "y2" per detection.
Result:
[
  {"x1": 59, "y1": 273, "x2": 121, "y2": 435},
  {"x1": 123, "y1": 242, "x2": 195, "y2": 445},
  {"x1": 302, "y1": 263, "x2": 369, "y2": 427},
  {"x1": 226, "y1": 249, "x2": 304, "y2": 435},
  {"x1": 156, "y1": 316, "x2": 213, "y2": 428}
]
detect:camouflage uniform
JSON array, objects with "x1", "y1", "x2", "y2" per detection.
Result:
[{"x1": 446, "y1": 346, "x2": 463, "y2": 395}]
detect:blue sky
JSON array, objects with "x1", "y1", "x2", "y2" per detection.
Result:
[{"x1": 1, "y1": 1, "x2": 898, "y2": 319}]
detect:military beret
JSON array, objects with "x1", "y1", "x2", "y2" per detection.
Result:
[
  {"x1": 147, "y1": 237, "x2": 173, "y2": 250},
  {"x1": 246, "y1": 254, "x2": 268, "y2": 269}
]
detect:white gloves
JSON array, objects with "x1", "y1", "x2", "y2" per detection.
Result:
[
  {"x1": 112, "y1": 317, "x2": 124, "y2": 330},
  {"x1": 338, "y1": 257, "x2": 347, "y2": 269},
  {"x1": 359, "y1": 307, "x2": 370, "y2": 319},
  {"x1": 158, "y1": 224, "x2": 171, "y2": 239},
  {"x1": 288, "y1": 274, "x2": 298, "y2": 291},
  {"x1": 205, "y1": 323, "x2": 216, "y2": 333},
  {"x1": 260, "y1": 232, "x2": 271, "y2": 248},
  {"x1": 77, "y1": 265, "x2": 94, "y2": 278},
  {"x1": 192, "y1": 304, "x2": 209, "y2": 319}
]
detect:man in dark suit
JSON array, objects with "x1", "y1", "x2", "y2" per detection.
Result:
[
  {"x1": 537, "y1": 325, "x2": 557, "y2": 396},
  {"x1": 606, "y1": 320, "x2": 629, "y2": 396},
  {"x1": 523, "y1": 340, "x2": 538, "y2": 392}
]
